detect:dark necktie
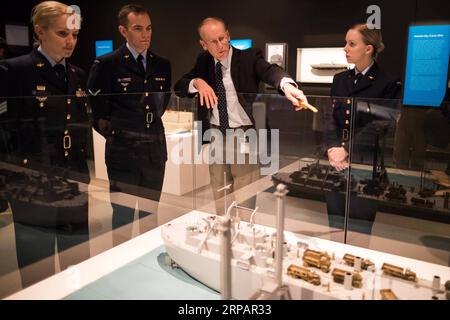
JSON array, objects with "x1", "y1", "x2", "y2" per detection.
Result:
[
  {"x1": 137, "y1": 54, "x2": 146, "y2": 75},
  {"x1": 215, "y1": 61, "x2": 229, "y2": 132},
  {"x1": 53, "y1": 63, "x2": 67, "y2": 88},
  {"x1": 353, "y1": 72, "x2": 363, "y2": 87}
]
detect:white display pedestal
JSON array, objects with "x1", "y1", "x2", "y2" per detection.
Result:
[
  {"x1": 6, "y1": 210, "x2": 450, "y2": 300},
  {"x1": 92, "y1": 129, "x2": 210, "y2": 196}
]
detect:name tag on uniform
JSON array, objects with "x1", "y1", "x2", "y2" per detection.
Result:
[
  {"x1": 34, "y1": 85, "x2": 47, "y2": 100},
  {"x1": 117, "y1": 77, "x2": 131, "y2": 83}
]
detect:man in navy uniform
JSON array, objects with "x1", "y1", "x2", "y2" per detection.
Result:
[{"x1": 87, "y1": 4, "x2": 171, "y2": 245}]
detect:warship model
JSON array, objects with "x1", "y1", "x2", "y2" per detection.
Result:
[
  {"x1": 272, "y1": 159, "x2": 450, "y2": 223},
  {"x1": 161, "y1": 184, "x2": 449, "y2": 300},
  {"x1": 0, "y1": 166, "x2": 88, "y2": 227}
]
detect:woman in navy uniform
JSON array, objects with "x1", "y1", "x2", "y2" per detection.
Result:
[
  {"x1": 87, "y1": 4, "x2": 171, "y2": 246},
  {"x1": 324, "y1": 24, "x2": 402, "y2": 239},
  {"x1": 0, "y1": 1, "x2": 90, "y2": 287}
]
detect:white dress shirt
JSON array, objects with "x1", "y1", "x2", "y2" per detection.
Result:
[
  {"x1": 354, "y1": 61, "x2": 374, "y2": 83},
  {"x1": 189, "y1": 46, "x2": 296, "y2": 127},
  {"x1": 126, "y1": 43, "x2": 147, "y2": 70},
  {"x1": 37, "y1": 46, "x2": 66, "y2": 69}
]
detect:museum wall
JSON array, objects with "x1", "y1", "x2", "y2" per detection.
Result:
[{"x1": 1, "y1": 0, "x2": 449, "y2": 94}]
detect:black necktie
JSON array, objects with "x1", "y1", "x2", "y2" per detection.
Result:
[
  {"x1": 354, "y1": 72, "x2": 363, "y2": 87},
  {"x1": 137, "y1": 54, "x2": 146, "y2": 75},
  {"x1": 215, "y1": 61, "x2": 229, "y2": 132},
  {"x1": 53, "y1": 63, "x2": 67, "y2": 88}
]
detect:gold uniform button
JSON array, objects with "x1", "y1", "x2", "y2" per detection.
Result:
[
  {"x1": 160, "y1": 86, "x2": 163, "y2": 90},
  {"x1": 112, "y1": 130, "x2": 115, "y2": 135},
  {"x1": 145, "y1": 92, "x2": 149, "y2": 97},
  {"x1": 342, "y1": 142, "x2": 346, "y2": 146},
  {"x1": 146, "y1": 124, "x2": 150, "y2": 128},
  {"x1": 123, "y1": 87, "x2": 127, "y2": 92},
  {"x1": 146, "y1": 105, "x2": 150, "y2": 110},
  {"x1": 346, "y1": 99, "x2": 351, "y2": 104},
  {"x1": 67, "y1": 99, "x2": 71, "y2": 104},
  {"x1": 66, "y1": 114, "x2": 71, "y2": 120},
  {"x1": 39, "y1": 102, "x2": 44, "y2": 108},
  {"x1": 64, "y1": 151, "x2": 69, "y2": 157},
  {"x1": 23, "y1": 158, "x2": 28, "y2": 165},
  {"x1": 346, "y1": 110, "x2": 350, "y2": 115},
  {"x1": 64, "y1": 130, "x2": 69, "y2": 135},
  {"x1": 144, "y1": 80, "x2": 148, "y2": 84},
  {"x1": 345, "y1": 120, "x2": 349, "y2": 125}
]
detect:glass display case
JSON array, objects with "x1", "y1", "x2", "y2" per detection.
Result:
[{"x1": 1, "y1": 92, "x2": 449, "y2": 300}]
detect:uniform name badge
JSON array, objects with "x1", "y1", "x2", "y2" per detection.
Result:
[{"x1": 239, "y1": 136, "x2": 250, "y2": 154}]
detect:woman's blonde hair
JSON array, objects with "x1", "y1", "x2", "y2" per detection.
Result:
[
  {"x1": 351, "y1": 23, "x2": 385, "y2": 59},
  {"x1": 31, "y1": 1, "x2": 81, "y2": 43}
]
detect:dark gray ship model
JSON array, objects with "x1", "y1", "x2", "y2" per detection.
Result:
[
  {"x1": 0, "y1": 167, "x2": 88, "y2": 227},
  {"x1": 272, "y1": 160, "x2": 450, "y2": 223}
]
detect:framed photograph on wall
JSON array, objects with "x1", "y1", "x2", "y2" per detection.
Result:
[
  {"x1": 5, "y1": 24, "x2": 30, "y2": 46},
  {"x1": 266, "y1": 43, "x2": 288, "y2": 70}
]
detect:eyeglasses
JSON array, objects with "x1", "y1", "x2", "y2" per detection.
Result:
[
  {"x1": 128, "y1": 25, "x2": 152, "y2": 33},
  {"x1": 203, "y1": 36, "x2": 229, "y2": 47}
]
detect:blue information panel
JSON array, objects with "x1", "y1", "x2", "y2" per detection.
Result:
[
  {"x1": 229, "y1": 39, "x2": 252, "y2": 50},
  {"x1": 95, "y1": 40, "x2": 113, "y2": 57},
  {"x1": 403, "y1": 25, "x2": 450, "y2": 107}
]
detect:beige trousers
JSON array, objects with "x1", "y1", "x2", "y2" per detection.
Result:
[{"x1": 209, "y1": 126, "x2": 260, "y2": 215}]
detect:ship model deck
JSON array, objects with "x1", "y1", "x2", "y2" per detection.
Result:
[
  {"x1": 0, "y1": 167, "x2": 88, "y2": 227},
  {"x1": 272, "y1": 162, "x2": 450, "y2": 223},
  {"x1": 162, "y1": 210, "x2": 449, "y2": 300}
]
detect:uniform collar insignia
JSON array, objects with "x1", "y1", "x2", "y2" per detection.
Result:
[{"x1": 36, "y1": 63, "x2": 45, "y2": 68}]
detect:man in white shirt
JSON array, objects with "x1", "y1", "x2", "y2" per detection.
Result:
[{"x1": 175, "y1": 17, "x2": 308, "y2": 214}]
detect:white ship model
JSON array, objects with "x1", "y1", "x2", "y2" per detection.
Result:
[
  {"x1": 161, "y1": 185, "x2": 449, "y2": 300},
  {"x1": 310, "y1": 62, "x2": 350, "y2": 70}
]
